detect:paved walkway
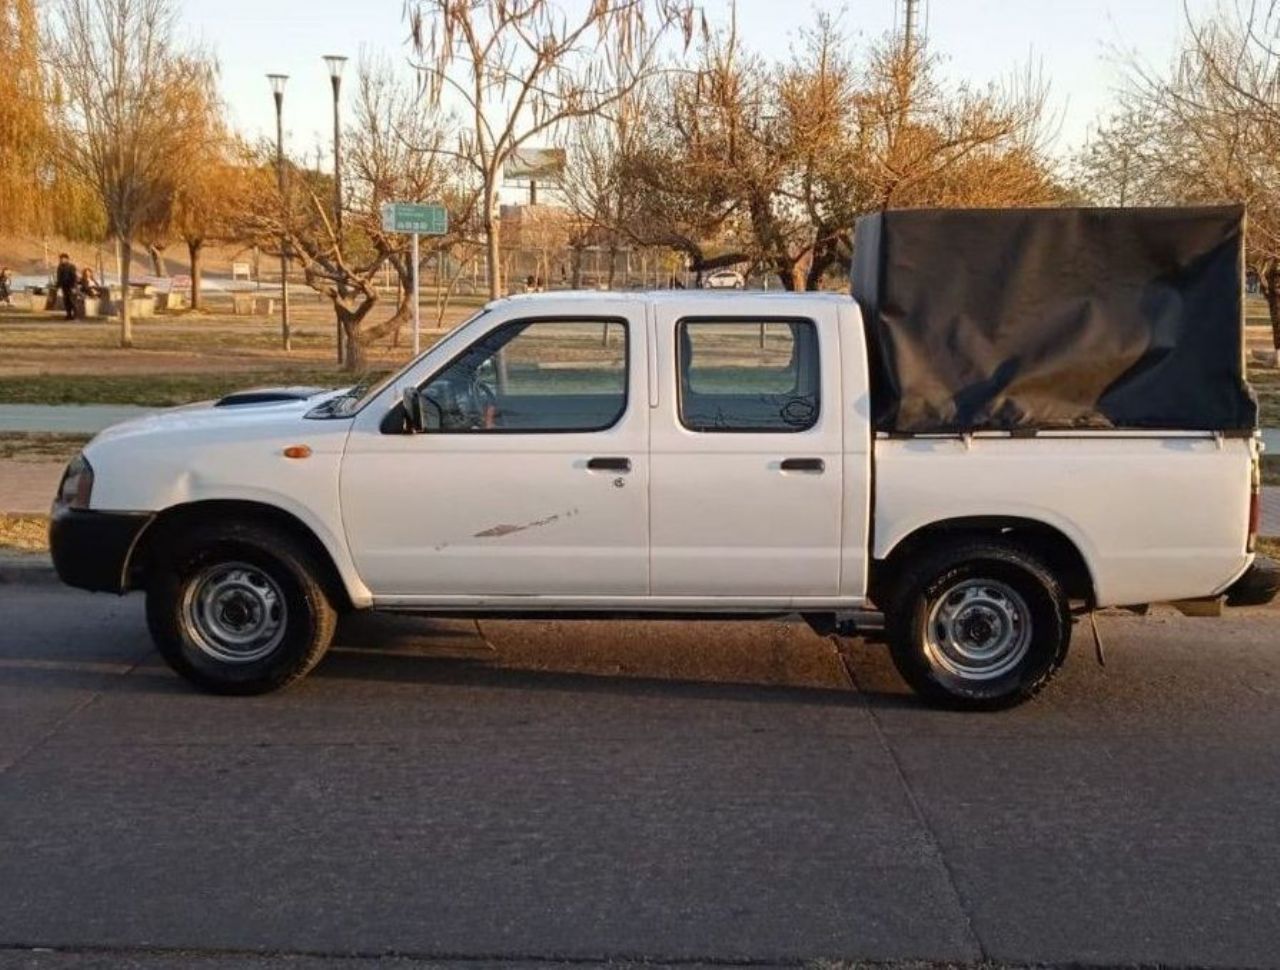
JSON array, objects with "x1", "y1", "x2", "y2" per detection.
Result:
[
  {"x1": 1263, "y1": 485, "x2": 1280, "y2": 539},
  {"x1": 0, "y1": 404, "x2": 157, "y2": 433}
]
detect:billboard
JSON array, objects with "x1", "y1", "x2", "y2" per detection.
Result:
[{"x1": 503, "y1": 148, "x2": 566, "y2": 181}]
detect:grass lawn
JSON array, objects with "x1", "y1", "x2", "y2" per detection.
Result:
[
  {"x1": 0, "y1": 297, "x2": 472, "y2": 407},
  {"x1": 0, "y1": 432, "x2": 91, "y2": 461},
  {"x1": 1252, "y1": 366, "x2": 1280, "y2": 427},
  {"x1": 0, "y1": 514, "x2": 47, "y2": 552},
  {"x1": 1265, "y1": 456, "x2": 1280, "y2": 487}
]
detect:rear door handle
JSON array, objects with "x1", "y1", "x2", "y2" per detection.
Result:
[
  {"x1": 587, "y1": 456, "x2": 632, "y2": 472},
  {"x1": 780, "y1": 458, "x2": 825, "y2": 473}
]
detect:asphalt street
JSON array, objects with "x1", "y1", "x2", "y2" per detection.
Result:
[{"x1": 2, "y1": 583, "x2": 1280, "y2": 969}]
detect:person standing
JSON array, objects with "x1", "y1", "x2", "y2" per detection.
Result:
[
  {"x1": 55, "y1": 254, "x2": 78, "y2": 320},
  {"x1": 0, "y1": 266, "x2": 12, "y2": 306}
]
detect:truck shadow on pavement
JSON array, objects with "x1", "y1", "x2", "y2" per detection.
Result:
[
  {"x1": 9, "y1": 595, "x2": 1277, "y2": 716},
  {"x1": 309, "y1": 610, "x2": 898, "y2": 708}
]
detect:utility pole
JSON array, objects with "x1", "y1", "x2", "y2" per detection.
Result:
[
  {"x1": 324, "y1": 55, "x2": 348, "y2": 366},
  {"x1": 903, "y1": 0, "x2": 920, "y2": 56},
  {"x1": 267, "y1": 73, "x2": 291, "y2": 351}
]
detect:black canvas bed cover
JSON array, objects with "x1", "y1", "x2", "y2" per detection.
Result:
[{"x1": 850, "y1": 205, "x2": 1258, "y2": 435}]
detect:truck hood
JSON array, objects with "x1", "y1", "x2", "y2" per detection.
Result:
[{"x1": 86, "y1": 386, "x2": 350, "y2": 448}]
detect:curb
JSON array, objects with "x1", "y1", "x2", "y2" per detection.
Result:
[{"x1": 0, "y1": 553, "x2": 58, "y2": 585}]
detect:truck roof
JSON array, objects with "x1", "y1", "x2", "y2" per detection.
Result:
[{"x1": 484, "y1": 289, "x2": 856, "y2": 310}]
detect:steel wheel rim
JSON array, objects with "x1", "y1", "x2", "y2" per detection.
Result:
[
  {"x1": 181, "y1": 561, "x2": 287, "y2": 664},
  {"x1": 923, "y1": 577, "x2": 1031, "y2": 682}
]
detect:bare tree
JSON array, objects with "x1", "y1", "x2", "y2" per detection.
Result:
[
  {"x1": 404, "y1": 0, "x2": 695, "y2": 299},
  {"x1": 49, "y1": 0, "x2": 211, "y2": 346},
  {"x1": 346, "y1": 59, "x2": 479, "y2": 354},
  {"x1": 235, "y1": 60, "x2": 470, "y2": 372},
  {"x1": 1078, "y1": 2, "x2": 1280, "y2": 349},
  {"x1": 624, "y1": 14, "x2": 1057, "y2": 291},
  {"x1": 130, "y1": 81, "x2": 237, "y2": 308},
  {"x1": 172, "y1": 153, "x2": 249, "y2": 311}
]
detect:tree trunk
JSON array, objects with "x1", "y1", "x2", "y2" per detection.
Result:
[
  {"x1": 1267, "y1": 262, "x2": 1280, "y2": 352},
  {"x1": 147, "y1": 243, "x2": 166, "y2": 277},
  {"x1": 776, "y1": 261, "x2": 804, "y2": 292},
  {"x1": 343, "y1": 295, "x2": 405, "y2": 374},
  {"x1": 485, "y1": 186, "x2": 502, "y2": 299},
  {"x1": 116, "y1": 236, "x2": 133, "y2": 348},
  {"x1": 571, "y1": 246, "x2": 584, "y2": 288},
  {"x1": 188, "y1": 240, "x2": 203, "y2": 311},
  {"x1": 606, "y1": 243, "x2": 618, "y2": 289},
  {"x1": 344, "y1": 324, "x2": 369, "y2": 372}
]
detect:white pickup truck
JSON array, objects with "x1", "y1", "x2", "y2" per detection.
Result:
[{"x1": 49, "y1": 288, "x2": 1277, "y2": 707}]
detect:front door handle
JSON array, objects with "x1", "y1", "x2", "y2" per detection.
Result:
[
  {"x1": 780, "y1": 458, "x2": 825, "y2": 473},
  {"x1": 588, "y1": 456, "x2": 631, "y2": 472}
]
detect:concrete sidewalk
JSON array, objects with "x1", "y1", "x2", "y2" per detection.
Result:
[
  {"x1": 0, "y1": 404, "x2": 157, "y2": 433},
  {"x1": 1263, "y1": 485, "x2": 1280, "y2": 538}
]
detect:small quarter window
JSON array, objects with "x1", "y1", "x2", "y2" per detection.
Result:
[{"x1": 677, "y1": 319, "x2": 820, "y2": 432}]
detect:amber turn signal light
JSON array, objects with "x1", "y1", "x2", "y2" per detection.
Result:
[{"x1": 283, "y1": 445, "x2": 312, "y2": 459}]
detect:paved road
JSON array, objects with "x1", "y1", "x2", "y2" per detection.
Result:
[{"x1": 2, "y1": 585, "x2": 1280, "y2": 968}]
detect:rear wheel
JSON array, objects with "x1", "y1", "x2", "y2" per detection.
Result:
[
  {"x1": 146, "y1": 521, "x2": 337, "y2": 694},
  {"x1": 885, "y1": 542, "x2": 1071, "y2": 709}
]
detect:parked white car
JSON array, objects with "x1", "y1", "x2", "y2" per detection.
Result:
[
  {"x1": 701, "y1": 269, "x2": 745, "y2": 289},
  {"x1": 50, "y1": 288, "x2": 1276, "y2": 707}
]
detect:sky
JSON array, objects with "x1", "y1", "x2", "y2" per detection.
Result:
[{"x1": 177, "y1": 0, "x2": 1213, "y2": 168}]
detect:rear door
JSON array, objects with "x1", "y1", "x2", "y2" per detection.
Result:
[{"x1": 648, "y1": 302, "x2": 845, "y2": 599}]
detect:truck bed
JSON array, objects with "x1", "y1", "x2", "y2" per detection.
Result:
[{"x1": 873, "y1": 432, "x2": 1255, "y2": 607}]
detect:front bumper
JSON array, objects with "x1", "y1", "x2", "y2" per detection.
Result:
[
  {"x1": 49, "y1": 507, "x2": 154, "y2": 593},
  {"x1": 1225, "y1": 556, "x2": 1280, "y2": 608}
]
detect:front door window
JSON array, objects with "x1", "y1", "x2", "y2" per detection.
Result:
[{"x1": 420, "y1": 319, "x2": 628, "y2": 433}]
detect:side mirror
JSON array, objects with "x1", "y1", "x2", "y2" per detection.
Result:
[{"x1": 401, "y1": 386, "x2": 442, "y2": 433}]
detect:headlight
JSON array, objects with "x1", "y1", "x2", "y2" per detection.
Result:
[{"x1": 56, "y1": 454, "x2": 94, "y2": 510}]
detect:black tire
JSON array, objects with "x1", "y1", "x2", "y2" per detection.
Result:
[
  {"x1": 884, "y1": 541, "x2": 1071, "y2": 710},
  {"x1": 146, "y1": 520, "x2": 337, "y2": 695}
]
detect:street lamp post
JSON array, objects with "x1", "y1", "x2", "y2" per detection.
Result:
[
  {"x1": 267, "y1": 73, "x2": 291, "y2": 351},
  {"x1": 323, "y1": 54, "x2": 348, "y2": 365}
]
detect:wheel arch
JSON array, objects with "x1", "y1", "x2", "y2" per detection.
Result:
[
  {"x1": 126, "y1": 499, "x2": 361, "y2": 611},
  {"x1": 871, "y1": 515, "x2": 1096, "y2": 609}
]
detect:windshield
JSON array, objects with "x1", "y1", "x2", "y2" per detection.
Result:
[{"x1": 306, "y1": 308, "x2": 491, "y2": 419}]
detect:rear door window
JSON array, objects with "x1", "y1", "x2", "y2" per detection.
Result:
[{"x1": 677, "y1": 319, "x2": 820, "y2": 432}]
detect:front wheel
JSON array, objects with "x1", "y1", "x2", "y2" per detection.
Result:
[
  {"x1": 146, "y1": 521, "x2": 337, "y2": 695},
  {"x1": 885, "y1": 542, "x2": 1071, "y2": 709}
]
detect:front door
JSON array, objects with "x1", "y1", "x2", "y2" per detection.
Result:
[
  {"x1": 648, "y1": 309, "x2": 844, "y2": 599},
  {"x1": 341, "y1": 311, "x2": 648, "y2": 601}
]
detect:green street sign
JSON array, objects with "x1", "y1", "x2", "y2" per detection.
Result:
[{"x1": 381, "y1": 202, "x2": 448, "y2": 235}]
